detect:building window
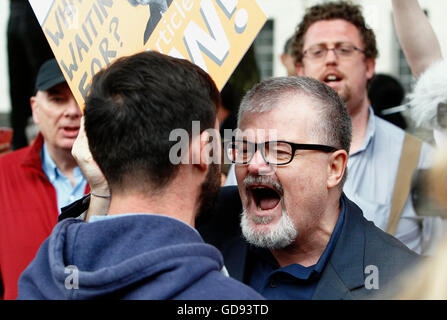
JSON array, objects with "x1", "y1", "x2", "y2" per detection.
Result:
[{"x1": 254, "y1": 19, "x2": 274, "y2": 80}]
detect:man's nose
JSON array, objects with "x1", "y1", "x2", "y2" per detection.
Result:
[
  {"x1": 246, "y1": 149, "x2": 275, "y2": 176},
  {"x1": 64, "y1": 97, "x2": 82, "y2": 118},
  {"x1": 325, "y1": 48, "x2": 339, "y2": 65}
]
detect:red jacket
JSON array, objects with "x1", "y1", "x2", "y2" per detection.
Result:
[{"x1": 0, "y1": 134, "x2": 89, "y2": 300}]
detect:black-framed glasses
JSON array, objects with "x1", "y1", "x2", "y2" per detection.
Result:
[
  {"x1": 303, "y1": 42, "x2": 365, "y2": 60},
  {"x1": 224, "y1": 140, "x2": 338, "y2": 165}
]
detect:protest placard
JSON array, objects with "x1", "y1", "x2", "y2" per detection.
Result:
[{"x1": 28, "y1": 0, "x2": 267, "y2": 108}]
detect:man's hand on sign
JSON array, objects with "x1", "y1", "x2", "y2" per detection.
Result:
[{"x1": 72, "y1": 117, "x2": 110, "y2": 220}]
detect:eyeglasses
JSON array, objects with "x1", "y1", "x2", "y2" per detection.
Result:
[
  {"x1": 303, "y1": 43, "x2": 365, "y2": 60},
  {"x1": 224, "y1": 140, "x2": 338, "y2": 165}
]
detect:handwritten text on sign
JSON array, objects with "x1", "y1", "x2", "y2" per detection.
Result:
[{"x1": 30, "y1": 0, "x2": 266, "y2": 107}]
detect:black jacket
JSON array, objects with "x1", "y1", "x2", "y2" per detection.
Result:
[{"x1": 196, "y1": 186, "x2": 419, "y2": 299}]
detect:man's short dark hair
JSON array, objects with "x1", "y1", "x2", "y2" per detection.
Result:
[
  {"x1": 283, "y1": 36, "x2": 294, "y2": 56},
  {"x1": 292, "y1": 1, "x2": 378, "y2": 64},
  {"x1": 84, "y1": 51, "x2": 219, "y2": 193}
]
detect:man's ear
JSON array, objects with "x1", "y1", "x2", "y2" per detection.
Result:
[
  {"x1": 200, "y1": 126, "x2": 222, "y2": 170},
  {"x1": 191, "y1": 130, "x2": 213, "y2": 172},
  {"x1": 280, "y1": 53, "x2": 288, "y2": 66},
  {"x1": 365, "y1": 58, "x2": 376, "y2": 80},
  {"x1": 327, "y1": 149, "x2": 348, "y2": 189},
  {"x1": 30, "y1": 96, "x2": 40, "y2": 125}
]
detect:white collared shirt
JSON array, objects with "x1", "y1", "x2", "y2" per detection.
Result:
[{"x1": 343, "y1": 107, "x2": 441, "y2": 255}]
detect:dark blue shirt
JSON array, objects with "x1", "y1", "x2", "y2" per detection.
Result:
[{"x1": 246, "y1": 197, "x2": 346, "y2": 300}]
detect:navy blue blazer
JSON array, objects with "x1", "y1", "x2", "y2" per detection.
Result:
[{"x1": 196, "y1": 186, "x2": 420, "y2": 300}]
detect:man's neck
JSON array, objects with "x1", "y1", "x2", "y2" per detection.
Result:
[
  {"x1": 107, "y1": 187, "x2": 198, "y2": 228},
  {"x1": 347, "y1": 95, "x2": 370, "y2": 154},
  {"x1": 45, "y1": 143, "x2": 78, "y2": 185},
  {"x1": 271, "y1": 195, "x2": 341, "y2": 268}
]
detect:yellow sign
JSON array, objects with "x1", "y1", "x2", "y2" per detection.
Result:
[{"x1": 29, "y1": 0, "x2": 267, "y2": 108}]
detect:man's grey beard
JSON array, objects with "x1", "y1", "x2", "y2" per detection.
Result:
[{"x1": 240, "y1": 206, "x2": 297, "y2": 250}]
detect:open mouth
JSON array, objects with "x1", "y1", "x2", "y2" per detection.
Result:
[
  {"x1": 63, "y1": 126, "x2": 79, "y2": 132},
  {"x1": 323, "y1": 74, "x2": 342, "y2": 84},
  {"x1": 61, "y1": 126, "x2": 80, "y2": 137},
  {"x1": 249, "y1": 186, "x2": 282, "y2": 211}
]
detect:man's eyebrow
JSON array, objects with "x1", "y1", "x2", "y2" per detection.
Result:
[
  {"x1": 46, "y1": 88, "x2": 64, "y2": 95},
  {"x1": 309, "y1": 41, "x2": 351, "y2": 47}
]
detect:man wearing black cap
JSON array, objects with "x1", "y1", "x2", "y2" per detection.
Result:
[{"x1": 0, "y1": 59, "x2": 88, "y2": 300}]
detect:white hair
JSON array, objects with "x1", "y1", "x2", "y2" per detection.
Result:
[
  {"x1": 409, "y1": 59, "x2": 447, "y2": 129},
  {"x1": 240, "y1": 207, "x2": 297, "y2": 250}
]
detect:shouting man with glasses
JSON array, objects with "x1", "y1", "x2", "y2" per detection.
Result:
[
  {"x1": 290, "y1": 1, "x2": 441, "y2": 256},
  {"x1": 217, "y1": 76, "x2": 417, "y2": 299}
]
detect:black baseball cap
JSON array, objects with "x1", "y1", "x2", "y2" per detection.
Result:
[{"x1": 35, "y1": 59, "x2": 67, "y2": 91}]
